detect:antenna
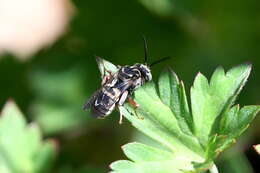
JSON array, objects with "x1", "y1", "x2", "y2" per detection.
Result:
[
  {"x1": 150, "y1": 57, "x2": 171, "y2": 67},
  {"x1": 142, "y1": 35, "x2": 148, "y2": 64}
]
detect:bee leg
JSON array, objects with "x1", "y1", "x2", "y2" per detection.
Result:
[
  {"x1": 101, "y1": 75, "x2": 109, "y2": 85},
  {"x1": 101, "y1": 70, "x2": 113, "y2": 85},
  {"x1": 127, "y1": 97, "x2": 144, "y2": 120},
  {"x1": 118, "y1": 106, "x2": 124, "y2": 124},
  {"x1": 127, "y1": 97, "x2": 139, "y2": 108},
  {"x1": 119, "y1": 91, "x2": 129, "y2": 106},
  {"x1": 117, "y1": 91, "x2": 129, "y2": 124}
]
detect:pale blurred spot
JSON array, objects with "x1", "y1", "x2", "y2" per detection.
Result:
[{"x1": 0, "y1": 0, "x2": 75, "y2": 60}]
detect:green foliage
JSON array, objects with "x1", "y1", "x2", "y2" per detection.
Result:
[
  {"x1": 217, "y1": 148, "x2": 254, "y2": 173},
  {"x1": 0, "y1": 0, "x2": 260, "y2": 172},
  {"x1": 0, "y1": 101, "x2": 56, "y2": 173},
  {"x1": 57, "y1": 165, "x2": 105, "y2": 173},
  {"x1": 138, "y1": 0, "x2": 174, "y2": 17},
  {"x1": 30, "y1": 68, "x2": 93, "y2": 135},
  {"x1": 97, "y1": 59, "x2": 260, "y2": 173}
]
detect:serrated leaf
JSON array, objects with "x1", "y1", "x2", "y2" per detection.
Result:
[
  {"x1": 130, "y1": 83, "x2": 204, "y2": 156},
  {"x1": 0, "y1": 101, "x2": 32, "y2": 172},
  {"x1": 121, "y1": 142, "x2": 201, "y2": 172},
  {"x1": 191, "y1": 64, "x2": 252, "y2": 146},
  {"x1": 194, "y1": 105, "x2": 260, "y2": 167},
  {"x1": 0, "y1": 100, "x2": 56, "y2": 173},
  {"x1": 158, "y1": 68, "x2": 193, "y2": 135},
  {"x1": 207, "y1": 105, "x2": 260, "y2": 159},
  {"x1": 34, "y1": 140, "x2": 57, "y2": 173},
  {"x1": 111, "y1": 70, "x2": 204, "y2": 172},
  {"x1": 110, "y1": 160, "x2": 138, "y2": 172},
  {"x1": 99, "y1": 58, "x2": 259, "y2": 173},
  {"x1": 220, "y1": 105, "x2": 260, "y2": 136}
]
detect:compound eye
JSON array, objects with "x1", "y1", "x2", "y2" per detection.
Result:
[{"x1": 146, "y1": 72, "x2": 152, "y2": 81}]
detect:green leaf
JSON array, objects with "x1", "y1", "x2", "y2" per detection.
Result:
[
  {"x1": 56, "y1": 165, "x2": 105, "y2": 173},
  {"x1": 0, "y1": 100, "x2": 56, "y2": 173},
  {"x1": 117, "y1": 142, "x2": 199, "y2": 172},
  {"x1": 158, "y1": 68, "x2": 193, "y2": 135},
  {"x1": 122, "y1": 142, "x2": 173, "y2": 162},
  {"x1": 119, "y1": 86, "x2": 204, "y2": 158},
  {"x1": 34, "y1": 140, "x2": 57, "y2": 173},
  {"x1": 133, "y1": 81, "x2": 203, "y2": 155},
  {"x1": 220, "y1": 105, "x2": 260, "y2": 136},
  {"x1": 191, "y1": 64, "x2": 252, "y2": 146},
  {"x1": 205, "y1": 105, "x2": 260, "y2": 160},
  {"x1": 30, "y1": 67, "x2": 97, "y2": 135},
  {"x1": 111, "y1": 161, "x2": 183, "y2": 173},
  {"x1": 99, "y1": 58, "x2": 260, "y2": 173},
  {"x1": 110, "y1": 160, "x2": 138, "y2": 172}
]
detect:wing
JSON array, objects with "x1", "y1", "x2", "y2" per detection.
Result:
[
  {"x1": 96, "y1": 56, "x2": 119, "y2": 79},
  {"x1": 83, "y1": 90, "x2": 101, "y2": 110}
]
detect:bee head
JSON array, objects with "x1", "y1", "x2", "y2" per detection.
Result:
[{"x1": 136, "y1": 64, "x2": 152, "y2": 82}]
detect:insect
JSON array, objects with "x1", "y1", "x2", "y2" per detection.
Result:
[{"x1": 83, "y1": 38, "x2": 169, "y2": 124}]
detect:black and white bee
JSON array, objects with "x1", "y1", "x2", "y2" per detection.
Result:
[{"x1": 83, "y1": 38, "x2": 169, "y2": 123}]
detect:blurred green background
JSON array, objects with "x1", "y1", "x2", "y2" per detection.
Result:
[{"x1": 0, "y1": 0, "x2": 259, "y2": 172}]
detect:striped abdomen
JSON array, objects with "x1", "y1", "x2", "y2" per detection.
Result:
[{"x1": 91, "y1": 86, "x2": 122, "y2": 118}]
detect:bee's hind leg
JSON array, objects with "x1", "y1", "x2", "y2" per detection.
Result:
[
  {"x1": 127, "y1": 97, "x2": 144, "y2": 120},
  {"x1": 117, "y1": 91, "x2": 144, "y2": 124}
]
